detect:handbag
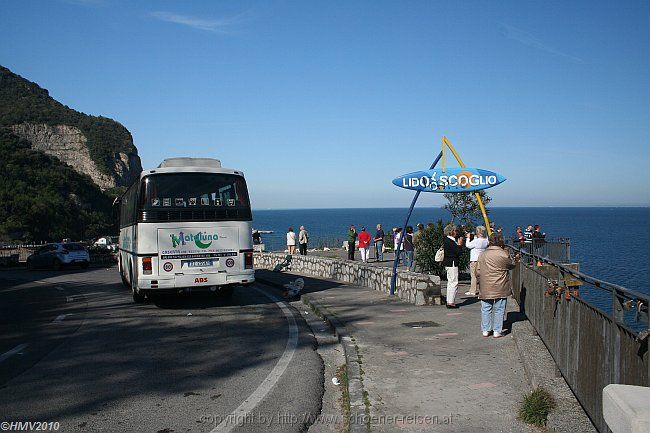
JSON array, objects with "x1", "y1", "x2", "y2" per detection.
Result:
[{"x1": 435, "y1": 246, "x2": 444, "y2": 262}]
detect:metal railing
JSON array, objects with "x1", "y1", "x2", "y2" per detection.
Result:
[
  {"x1": 507, "y1": 238, "x2": 571, "y2": 263},
  {"x1": 0, "y1": 246, "x2": 38, "y2": 263},
  {"x1": 507, "y1": 244, "x2": 649, "y2": 432}
]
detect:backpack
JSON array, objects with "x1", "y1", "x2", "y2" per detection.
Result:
[{"x1": 435, "y1": 246, "x2": 444, "y2": 262}]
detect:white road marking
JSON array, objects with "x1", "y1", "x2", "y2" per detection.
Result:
[
  {"x1": 210, "y1": 286, "x2": 299, "y2": 433},
  {"x1": 53, "y1": 314, "x2": 68, "y2": 323},
  {"x1": 66, "y1": 296, "x2": 74, "y2": 302},
  {"x1": 0, "y1": 343, "x2": 28, "y2": 363}
]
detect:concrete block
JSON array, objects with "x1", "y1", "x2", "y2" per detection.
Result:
[{"x1": 603, "y1": 384, "x2": 650, "y2": 433}]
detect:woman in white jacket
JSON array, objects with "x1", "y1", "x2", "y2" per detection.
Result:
[
  {"x1": 286, "y1": 227, "x2": 297, "y2": 255},
  {"x1": 465, "y1": 226, "x2": 489, "y2": 296}
]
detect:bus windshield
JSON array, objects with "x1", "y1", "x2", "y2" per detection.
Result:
[{"x1": 139, "y1": 173, "x2": 250, "y2": 210}]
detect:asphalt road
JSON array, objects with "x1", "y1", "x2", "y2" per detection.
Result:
[{"x1": 0, "y1": 267, "x2": 324, "y2": 433}]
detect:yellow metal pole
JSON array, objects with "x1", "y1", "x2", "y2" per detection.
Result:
[
  {"x1": 441, "y1": 136, "x2": 492, "y2": 236},
  {"x1": 474, "y1": 193, "x2": 492, "y2": 236},
  {"x1": 441, "y1": 137, "x2": 447, "y2": 172}
]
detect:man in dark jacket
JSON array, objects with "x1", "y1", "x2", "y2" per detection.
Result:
[
  {"x1": 532, "y1": 224, "x2": 546, "y2": 250},
  {"x1": 347, "y1": 225, "x2": 357, "y2": 260},
  {"x1": 443, "y1": 224, "x2": 464, "y2": 308}
]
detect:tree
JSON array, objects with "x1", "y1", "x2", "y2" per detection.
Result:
[
  {"x1": 414, "y1": 220, "x2": 446, "y2": 277},
  {"x1": 0, "y1": 129, "x2": 116, "y2": 242},
  {"x1": 414, "y1": 220, "x2": 471, "y2": 278},
  {"x1": 443, "y1": 191, "x2": 491, "y2": 229},
  {"x1": 414, "y1": 190, "x2": 492, "y2": 278}
]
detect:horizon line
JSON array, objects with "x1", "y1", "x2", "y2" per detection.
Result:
[{"x1": 252, "y1": 205, "x2": 650, "y2": 211}]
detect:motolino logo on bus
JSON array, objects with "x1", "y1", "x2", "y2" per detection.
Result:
[
  {"x1": 170, "y1": 231, "x2": 219, "y2": 249},
  {"x1": 392, "y1": 168, "x2": 506, "y2": 193}
]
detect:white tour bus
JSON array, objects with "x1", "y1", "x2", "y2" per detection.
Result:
[{"x1": 117, "y1": 157, "x2": 254, "y2": 303}]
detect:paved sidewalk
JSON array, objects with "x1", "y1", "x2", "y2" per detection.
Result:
[{"x1": 257, "y1": 269, "x2": 536, "y2": 433}]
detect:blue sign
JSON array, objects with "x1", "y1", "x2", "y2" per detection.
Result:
[{"x1": 393, "y1": 167, "x2": 506, "y2": 193}]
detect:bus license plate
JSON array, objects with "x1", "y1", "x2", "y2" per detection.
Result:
[{"x1": 183, "y1": 259, "x2": 214, "y2": 268}]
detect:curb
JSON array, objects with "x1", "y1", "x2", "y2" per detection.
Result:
[
  {"x1": 302, "y1": 294, "x2": 368, "y2": 433},
  {"x1": 256, "y1": 275, "x2": 368, "y2": 433}
]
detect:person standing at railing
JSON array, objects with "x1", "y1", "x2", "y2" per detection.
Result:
[
  {"x1": 252, "y1": 230, "x2": 262, "y2": 245},
  {"x1": 358, "y1": 227, "x2": 371, "y2": 263},
  {"x1": 393, "y1": 227, "x2": 403, "y2": 265},
  {"x1": 476, "y1": 233, "x2": 516, "y2": 338},
  {"x1": 515, "y1": 226, "x2": 525, "y2": 245},
  {"x1": 524, "y1": 225, "x2": 534, "y2": 242},
  {"x1": 286, "y1": 227, "x2": 297, "y2": 255},
  {"x1": 465, "y1": 226, "x2": 489, "y2": 297},
  {"x1": 412, "y1": 223, "x2": 425, "y2": 271},
  {"x1": 523, "y1": 224, "x2": 534, "y2": 255},
  {"x1": 374, "y1": 224, "x2": 385, "y2": 262},
  {"x1": 443, "y1": 224, "x2": 464, "y2": 308},
  {"x1": 532, "y1": 224, "x2": 546, "y2": 253},
  {"x1": 402, "y1": 226, "x2": 415, "y2": 271},
  {"x1": 347, "y1": 225, "x2": 358, "y2": 260},
  {"x1": 298, "y1": 226, "x2": 309, "y2": 255}
]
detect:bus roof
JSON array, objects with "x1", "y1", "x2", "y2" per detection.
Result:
[
  {"x1": 140, "y1": 158, "x2": 244, "y2": 178},
  {"x1": 158, "y1": 158, "x2": 221, "y2": 168}
]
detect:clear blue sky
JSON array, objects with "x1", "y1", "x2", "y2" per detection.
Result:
[{"x1": 2, "y1": 0, "x2": 649, "y2": 208}]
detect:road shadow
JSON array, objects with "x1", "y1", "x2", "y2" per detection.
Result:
[
  {"x1": 255, "y1": 269, "x2": 345, "y2": 296},
  {"x1": 0, "y1": 266, "x2": 112, "y2": 290},
  {"x1": 0, "y1": 271, "x2": 320, "y2": 428}
]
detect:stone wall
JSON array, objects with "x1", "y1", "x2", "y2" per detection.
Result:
[{"x1": 255, "y1": 252, "x2": 441, "y2": 305}]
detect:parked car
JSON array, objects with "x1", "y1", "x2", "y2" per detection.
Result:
[
  {"x1": 26, "y1": 243, "x2": 90, "y2": 270},
  {"x1": 94, "y1": 236, "x2": 118, "y2": 252}
]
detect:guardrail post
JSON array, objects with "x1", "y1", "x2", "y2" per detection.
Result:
[
  {"x1": 612, "y1": 289, "x2": 625, "y2": 385},
  {"x1": 612, "y1": 289, "x2": 624, "y2": 324}
]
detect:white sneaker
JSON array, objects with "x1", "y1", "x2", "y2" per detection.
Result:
[
  {"x1": 493, "y1": 332, "x2": 504, "y2": 338},
  {"x1": 482, "y1": 331, "x2": 490, "y2": 337}
]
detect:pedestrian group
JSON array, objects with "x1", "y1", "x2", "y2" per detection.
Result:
[{"x1": 276, "y1": 220, "x2": 537, "y2": 338}]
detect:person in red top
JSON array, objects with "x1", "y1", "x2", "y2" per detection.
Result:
[{"x1": 358, "y1": 227, "x2": 372, "y2": 263}]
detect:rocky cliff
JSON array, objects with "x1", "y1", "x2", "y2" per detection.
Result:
[
  {"x1": 9, "y1": 123, "x2": 139, "y2": 190},
  {"x1": 0, "y1": 65, "x2": 142, "y2": 191},
  {"x1": 0, "y1": 129, "x2": 115, "y2": 241}
]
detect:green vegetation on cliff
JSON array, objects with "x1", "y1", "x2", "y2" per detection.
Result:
[
  {"x1": 0, "y1": 65, "x2": 137, "y2": 178},
  {"x1": 0, "y1": 129, "x2": 115, "y2": 241}
]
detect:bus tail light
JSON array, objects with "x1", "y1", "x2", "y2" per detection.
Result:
[
  {"x1": 142, "y1": 257, "x2": 153, "y2": 275},
  {"x1": 244, "y1": 252, "x2": 253, "y2": 269}
]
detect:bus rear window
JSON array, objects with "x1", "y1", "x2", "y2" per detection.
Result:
[{"x1": 139, "y1": 173, "x2": 251, "y2": 209}]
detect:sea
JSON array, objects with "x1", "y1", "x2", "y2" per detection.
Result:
[{"x1": 252, "y1": 207, "x2": 650, "y2": 297}]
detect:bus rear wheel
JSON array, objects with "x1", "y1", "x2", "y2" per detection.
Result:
[
  {"x1": 131, "y1": 270, "x2": 145, "y2": 303},
  {"x1": 119, "y1": 257, "x2": 130, "y2": 287},
  {"x1": 120, "y1": 267, "x2": 129, "y2": 287},
  {"x1": 218, "y1": 286, "x2": 234, "y2": 299}
]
